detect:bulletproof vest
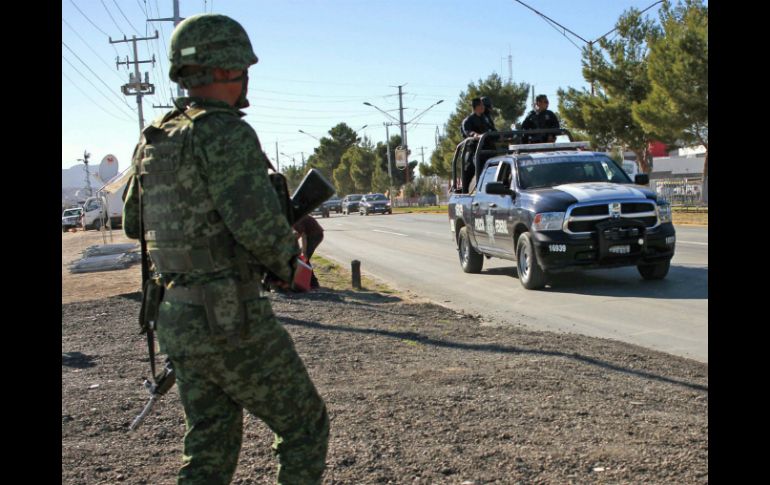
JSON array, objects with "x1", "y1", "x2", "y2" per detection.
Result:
[{"x1": 136, "y1": 106, "x2": 246, "y2": 276}]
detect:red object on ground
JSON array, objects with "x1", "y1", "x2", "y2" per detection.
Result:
[{"x1": 293, "y1": 257, "x2": 313, "y2": 292}]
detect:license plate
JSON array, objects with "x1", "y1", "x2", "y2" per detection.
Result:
[{"x1": 609, "y1": 244, "x2": 630, "y2": 254}]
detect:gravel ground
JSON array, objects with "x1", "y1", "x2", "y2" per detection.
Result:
[{"x1": 62, "y1": 276, "x2": 708, "y2": 484}]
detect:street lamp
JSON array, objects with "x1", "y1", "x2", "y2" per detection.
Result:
[
  {"x1": 364, "y1": 98, "x2": 444, "y2": 187},
  {"x1": 298, "y1": 129, "x2": 321, "y2": 141},
  {"x1": 280, "y1": 152, "x2": 297, "y2": 168},
  {"x1": 363, "y1": 102, "x2": 400, "y2": 123}
]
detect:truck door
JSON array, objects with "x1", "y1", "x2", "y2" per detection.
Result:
[
  {"x1": 490, "y1": 161, "x2": 515, "y2": 256},
  {"x1": 471, "y1": 162, "x2": 500, "y2": 252}
]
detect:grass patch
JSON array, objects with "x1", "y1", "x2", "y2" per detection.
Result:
[
  {"x1": 672, "y1": 208, "x2": 708, "y2": 226},
  {"x1": 311, "y1": 254, "x2": 397, "y2": 293},
  {"x1": 392, "y1": 205, "x2": 447, "y2": 214}
]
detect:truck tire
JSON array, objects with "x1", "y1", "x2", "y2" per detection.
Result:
[
  {"x1": 459, "y1": 226, "x2": 483, "y2": 273},
  {"x1": 637, "y1": 260, "x2": 670, "y2": 280},
  {"x1": 517, "y1": 232, "x2": 547, "y2": 290}
]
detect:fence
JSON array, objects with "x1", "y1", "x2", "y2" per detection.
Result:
[{"x1": 650, "y1": 177, "x2": 707, "y2": 207}]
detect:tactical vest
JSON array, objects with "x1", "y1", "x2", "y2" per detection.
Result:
[{"x1": 136, "y1": 105, "x2": 248, "y2": 277}]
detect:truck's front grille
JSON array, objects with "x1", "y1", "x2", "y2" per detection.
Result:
[{"x1": 564, "y1": 201, "x2": 658, "y2": 235}]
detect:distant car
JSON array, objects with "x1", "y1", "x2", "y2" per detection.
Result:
[
  {"x1": 311, "y1": 204, "x2": 330, "y2": 218},
  {"x1": 323, "y1": 196, "x2": 342, "y2": 213},
  {"x1": 359, "y1": 193, "x2": 392, "y2": 215},
  {"x1": 341, "y1": 194, "x2": 363, "y2": 215},
  {"x1": 62, "y1": 207, "x2": 83, "y2": 232},
  {"x1": 418, "y1": 194, "x2": 438, "y2": 207}
]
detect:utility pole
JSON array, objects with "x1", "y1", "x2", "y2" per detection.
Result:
[
  {"x1": 531, "y1": 85, "x2": 535, "y2": 109},
  {"x1": 301, "y1": 152, "x2": 305, "y2": 171},
  {"x1": 111, "y1": 32, "x2": 159, "y2": 133},
  {"x1": 275, "y1": 142, "x2": 280, "y2": 172},
  {"x1": 501, "y1": 47, "x2": 512, "y2": 84},
  {"x1": 396, "y1": 84, "x2": 409, "y2": 185},
  {"x1": 419, "y1": 146, "x2": 426, "y2": 166},
  {"x1": 77, "y1": 151, "x2": 93, "y2": 197},
  {"x1": 384, "y1": 123, "x2": 395, "y2": 204},
  {"x1": 148, "y1": 0, "x2": 186, "y2": 98}
]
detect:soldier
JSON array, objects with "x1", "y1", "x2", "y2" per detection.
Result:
[
  {"x1": 521, "y1": 94, "x2": 560, "y2": 143},
  {"x1": 123, "y1": 13, "x2": 329, "y2": 485}
]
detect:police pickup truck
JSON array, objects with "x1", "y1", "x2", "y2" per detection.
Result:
[{"x1": 447, "y1": 129, "x2": 676, "y2": 290}]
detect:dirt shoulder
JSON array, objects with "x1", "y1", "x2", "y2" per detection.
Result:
[{"x1": 62, "y1": 239, "x2": 708, "y2": 484}]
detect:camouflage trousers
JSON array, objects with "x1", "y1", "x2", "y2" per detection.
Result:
[{"x1": 158, "y1": 299, "x2": 329, "y2": 485}]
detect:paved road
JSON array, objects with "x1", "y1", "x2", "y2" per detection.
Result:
[{"x1": 315, "y1": 212, "x2": 708, "y2": 363}]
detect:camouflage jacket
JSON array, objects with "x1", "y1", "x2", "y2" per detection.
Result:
[{"x1": 123, "y1": 96, "x2": 299, "y2": 286}]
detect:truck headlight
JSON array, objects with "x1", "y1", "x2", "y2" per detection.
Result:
[
  {"x1": 533, "y1": 212, "x2": 565, "y2": 231},
  {"x1": 657, "y1": 203, "x2": 672, "y2": 224}
]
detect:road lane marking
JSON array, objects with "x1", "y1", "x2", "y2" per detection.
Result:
[
  {"x1": 678, "y1": 241, "x2": 708, "y2": 246},
  {"x1": 372, "y1": 229, "x2": 408, "y2": 237}
]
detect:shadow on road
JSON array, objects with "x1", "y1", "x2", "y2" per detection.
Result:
[
  {"x1": 481, "y1": 265, "x2": 707, "y2": 300},
  {"x1": 282, "y1": 317, "x2": 707, "y2": 393}
]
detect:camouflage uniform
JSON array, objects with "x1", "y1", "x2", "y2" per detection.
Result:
[{"x1": 123, "y1": 14, "x2": 328, "y2": 485}]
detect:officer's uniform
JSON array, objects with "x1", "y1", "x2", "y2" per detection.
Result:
[
  {"x1": 521, "y1": 108, "x2": 560, "y2": 143},
  {"x1": 459, "y1": 113, "x2": 494, "y2": 191},
  {"x1": 123, "y1": 14, "x2": 328, "y2": 485}
]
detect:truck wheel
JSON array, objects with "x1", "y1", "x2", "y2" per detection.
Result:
[
  {"x1": 517, "y1": 232, "x2": 547, "y2": 290},
  {"x1": 459, "y1": 226, "x2": 483, "y2": 273},
  {"x1": 637, "y1": 260, "x2": 670, "y2": 280},
  {"x1": 93, "y1": 219, "x2": 102, "y2": 231}
]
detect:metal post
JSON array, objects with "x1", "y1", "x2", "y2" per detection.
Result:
[
  {"x1": 397, "y1": 85, "x2": 408, "y2": 186},
  {"x1": 384, "y1": 123, "x2": 393, "y2": 204},
  {"x1": 132, "y1": 36, "x2": 144, "y2": 131},
  {"x1": 351, "y1": 260, "x2": 361, "y2": 290},
  {"x1": 275, "y1": 142, "x2": 280, "y2": 172}
]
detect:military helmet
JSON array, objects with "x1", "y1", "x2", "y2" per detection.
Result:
[{"x1": 168, "y1": 14, "x2": 258, "y2": 84}]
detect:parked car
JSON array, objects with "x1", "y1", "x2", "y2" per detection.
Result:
[
  {"x1": 323, "y1": 196, "x2": 342, "y2": 213},
  {"x1": 359, "y1": 193, "x2": 392, "y2": 215},
  {"x1": 311, "y1": 204, "x2": 330, "y2": 218},
  {"x1": 341, "y1": 194, "x2": 363, "y2": 215},
  {"x1": 62, "y1": 207, "x2": 83, "y2": 232}
]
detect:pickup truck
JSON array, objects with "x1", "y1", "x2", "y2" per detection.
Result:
[{"x1": 447, "y1": 129, "x2": 676, "y2": 289}]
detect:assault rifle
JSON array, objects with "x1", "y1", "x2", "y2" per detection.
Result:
[{"x1": 130, "y1": 167, "x2": 334, "y2": 429}]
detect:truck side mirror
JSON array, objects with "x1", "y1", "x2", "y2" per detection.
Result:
[
  {"x1": 634, "y1": 174, "x2": 649, "y2": 185},
  {"x1": 485, "y1": 182, "x2": 515, "y2": 197}
]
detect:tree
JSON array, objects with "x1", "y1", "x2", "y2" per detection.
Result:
[
  {"x1": 429, "y1": 73, "x2": 529, "y2": 177},
  {"x1": 332, "y1": 155, "x2": 354, "y2": 195},
  {"x1": 558, "y1": 9, "x2": 662, "y2": 173},
  {"x1": 282, "y1": 165, "x2": 305, "y2": 192},
  {"x1": 371, "y1": 162, "x2": 390, "y2": 194},
  {"x1": 633, "y1": 0, "x2": 707, "y2": 194},
  {"x1": 307, "y1": 123, "x2": 360, "y2": 183},
  {"x1": 349, "y1": 143, "x2": 378, "y2": 193}
]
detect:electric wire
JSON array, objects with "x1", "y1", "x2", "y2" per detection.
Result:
[
  {"x1": 63, "y1": 71, "x2": 135, "y2": 123},
  {"x1": 62, "y1": 55, "x2": 138, "y2": 120}
]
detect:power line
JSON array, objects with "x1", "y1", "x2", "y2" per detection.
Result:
[
  {"x1": 62, "y1": 71, "x2": 135, "y2": 123},
  {"x1": 100, "y1": 0, "x2": 127, "y2": 37},
  {"x1": 62, "y1": 55, "x2": 138, "y2": 120},
  {"x1": 62, "y1": 41, "x2": 138, "y2": 113},
  {"x1": 69, "y1": 0, "x2": 110, "y2": 36},
  {"x1": 135, "y1": 0, "x2": 148, "y2": 16},
  {"x1": 150, "y1": 0, "x2": 174, "y2": 102},
  {"x1": 112, "y1": 0, "x2": 142, "y2": 35},
  {"x1": 62, "y1": 18, "x2": 126, "y2": 85},
  {"x1": 69, "y1": 0, "x2": 125, "y2": 59}
]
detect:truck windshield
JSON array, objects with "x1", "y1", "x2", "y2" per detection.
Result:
[
  {"x1": 63, "y1": 209, "x2": 81, "y2": 217},
  {"x1": 517, "y1": 156, "x2": 631, "y2": 189}
]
